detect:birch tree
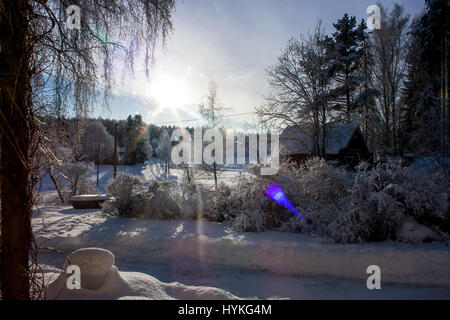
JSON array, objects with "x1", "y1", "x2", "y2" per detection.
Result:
[{"x1": 0, "y1": 0, "x2": 175, "y2": 299}]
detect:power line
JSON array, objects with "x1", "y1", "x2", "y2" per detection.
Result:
[{"x1": 151, "y1": 112, "x2": 255, "y2": 126}]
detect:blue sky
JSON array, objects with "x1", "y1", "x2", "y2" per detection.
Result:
[{"x1": 93, "y1": 0, "x2": 426, "y2": 128}]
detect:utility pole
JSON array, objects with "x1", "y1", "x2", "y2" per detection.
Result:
[
  {"x1": 114, "y1": 122, "x2": 118, "y2": 179},
  {"x1": 97, "y1": 144, "x2": 101, "y2": 188}
]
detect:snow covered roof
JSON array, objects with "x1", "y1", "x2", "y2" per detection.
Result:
[{"x1": 280, "y1": 123, "x2": 362, "y2": 155}]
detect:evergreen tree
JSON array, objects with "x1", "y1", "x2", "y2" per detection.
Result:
[
  {"x1": 400, "y1": 17, "x2": 427, "y2": 153},
  {"x1": 330, "y1": 14, "x2": 368, "y2": 123},
  {"x1": 401, "y1": 0, "x2": 449, "y2": 159},
  {"x1": 135, "y1": 138, "x2": 153, "y2": 164},
  {"x1": 125, "y1": 114, "x2": 145, "y2": 164}
]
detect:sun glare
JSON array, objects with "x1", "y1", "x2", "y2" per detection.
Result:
[{"x1": 149, "y1": 75, "x2": 192, "y2": 111}]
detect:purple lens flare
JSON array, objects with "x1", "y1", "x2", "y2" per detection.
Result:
[{"x1": 264, "y1": 183, "x2": 309, "y2": 224}]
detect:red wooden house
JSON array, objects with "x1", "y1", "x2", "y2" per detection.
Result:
[{"x1": 280, "y1": 123, "x2": 372, "y2": 168}]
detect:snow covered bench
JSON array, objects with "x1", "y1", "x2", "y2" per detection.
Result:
[{"x1": 70, "y1": 194, "x2": 110, "y2": 209}]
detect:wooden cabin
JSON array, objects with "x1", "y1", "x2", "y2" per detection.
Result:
[{"x1": 280, "y1": 123, "x2": 372, "y2": 168}]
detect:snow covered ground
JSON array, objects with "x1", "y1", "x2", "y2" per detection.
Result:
[
  {"x1": 33, "y1": 160, "x2": 450, "y2": 299},
  {"x1": 33, "y1": 205, "x2": 450, "y2": 300},
  {"x1": 37, "y1": 158, "x2": 252, "y2": 199}
]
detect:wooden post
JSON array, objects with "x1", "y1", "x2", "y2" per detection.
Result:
[{"x1": 114, "y1": 122, "x2": 118, "y2": 179}]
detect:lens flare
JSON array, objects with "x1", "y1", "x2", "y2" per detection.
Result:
[{"x1": 265, "y1": 183, "x2": 309, "y2": 224}]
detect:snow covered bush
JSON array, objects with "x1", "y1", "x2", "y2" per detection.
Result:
[
  {"x1": 206, "y1": 158, "x2": 349, "y2": 233},
  {"x1": 105, "y1": 157, "x2": 447, "y2": 242},
  {"x1": 179, "y1": 170, "x2": 215, "y2": 220},
  {"x1": 329, "y1": 160, "x2": 448, "y2": 243},
  {"x1": 224, "y1": 157, "x2": 448, "y2": 242},
  {"x1": 232, "y1": 210, "x2": 265, "y2": 232},
  {"x1": 329, "y1": 192, "x2": 403, "y2": 243},
  {"x1": 290, "y1": 157, "x2": 349, "y2": 205},
  {"x1": 213, "y1": 183, "x2": 245, "y2": 221},
  {"x1": 249, "y1": 158, "x2": 348, "y2": 232},
  {"x1": 104, "y1": 173, "x2": 146, "y2": 217},
  {"x1": 355, "y1": 161, "x2": 447, "y2": 232},
  {"x1": 141, "y1": 181, "x2": 181, "y2": 219},
  {"x1": 105, "y1": 175, "x2": 182, "y2": 220}
]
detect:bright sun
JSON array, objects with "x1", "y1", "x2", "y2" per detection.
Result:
[{"x1": 149, "y1": 75, "x2": 191, "y2": 110}]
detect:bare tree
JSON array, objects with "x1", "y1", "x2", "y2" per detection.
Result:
[
  {"x1": 256, "y1": 23, "x2": 335, "y2": 157},
  {"x1": 81, "y1": 120, "x2": 115, "y2": 163},
  {"x1": 0, "y1": 0, "x2": 175, "y2": 299},
  {"x1": 371, "y1": 4, "x2": 410, "y2": 155},
  {"x1": 199, "y1": 80, "x2": 231, "y2": 189},
  {"x1": 157, "y1": 129, "x2": 171, "y2": 176}
]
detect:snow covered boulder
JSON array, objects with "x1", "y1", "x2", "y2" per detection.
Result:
[
  {"x1": 397, "y1": 216, "x2": 436, "y2": 243},
  {"x1": 63, "y1": 248, "x2": 115, "y2": 290}
]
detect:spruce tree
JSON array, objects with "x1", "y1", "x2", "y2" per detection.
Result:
[{"x1": 330, "y1": 14, "x2": 368, "y2": 123}]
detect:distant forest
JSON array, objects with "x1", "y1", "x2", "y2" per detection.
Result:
[{"x1": 39, "y1": 114, "x2": 193, "y2": 165}]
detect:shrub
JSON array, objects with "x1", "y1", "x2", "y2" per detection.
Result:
[
  {"x1": 232, "y1": 210, "x2": 265, "y2": 232},
  {"x1": 214, "y1": 183, "x2": 245, "y2": 221},
  {"x1": 329, "y1": 191, "x2": 403, "y2": 243},
  {"x1": 141, "y1": 181, "x2": 181, "y2": 219},
  {"x1": 104, "y1": 173, "x2": 145, "y2": 217},
  {"x1": 179, "y1": 170, "x2": 215, "y2": 220},
  {"x1": 328, "y1": 160, "x2": 447, "y2": 243},
  {"x1": 226, "y1": 158, "x2": 349, "y2": 233},
  {"x1": 105, "y1": 174, "x2": 183, "y2": 220},
  {"x1": 105, "y1": 158, "x2": 448, "y2": 242},
  {"x1": 224, "y1": 158, "x2": 448, "y2": 242}
]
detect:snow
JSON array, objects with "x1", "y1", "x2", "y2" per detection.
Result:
[
  {"x1": 33, "y1": 205, "x2": 450, "y2": 299},
  {"x1": 397, "y1": 216, "x2": 437, "y2": 243},
  {"x1": 45, "y1": 247, "x2": 239, "y2": 300},
  {"x1": 70, "y1": 195, "x2": 110, "y2": 201},
  {"x1": 62, "y1": 248, "x2": 115, "y2": 289},
  {"x1": 37, "y1": 158, "x2": 252, "y2": 202}
]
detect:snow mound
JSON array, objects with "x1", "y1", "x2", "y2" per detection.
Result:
[
  {"x1": 165, "y1": 282, "x2": 241, "y2": 300},
  {"x1": 63, "y1": 248, "x2": 115, "y2": 289},
  {"x1": 46, "y1": 247, "x2": 240, "y2": 300},
  {"x1": 398, "y1": 216, "x2": 436, "y2": 243}
]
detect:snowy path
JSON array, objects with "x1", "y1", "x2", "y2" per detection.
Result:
[
  {"x1": 121, "y1": 260, "x2": 450, "y2": 300},
  {"x1": 33, "y1": 205, "x2": 450, "y2": 299}
]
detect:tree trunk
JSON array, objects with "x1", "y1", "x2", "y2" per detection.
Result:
[
  {"x1": 114, "y1": 123, "x2": 118, "y2": 179},
  {"x1": 345, "y1": 68, "x2": 351, "y2": 123},
  {"x1": 97, "y1": 144, "x2": 100, "y2": 188},
  {"x1": 213, "y1": 161, "x2": 218, "y2": 191},
  {"x1": 392, "y1": 93, "x2": 398, "y2": 156},
  {"x1": 48, "y1": 170, "x2": 65, "y2": 204},
  {"x1": 0, "y1": 0, "x2": 33, "y2": 300}
]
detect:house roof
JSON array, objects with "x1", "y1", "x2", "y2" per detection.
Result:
[{"x1": 280, "y1": 123, "x2": 362, "y2": 156}]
